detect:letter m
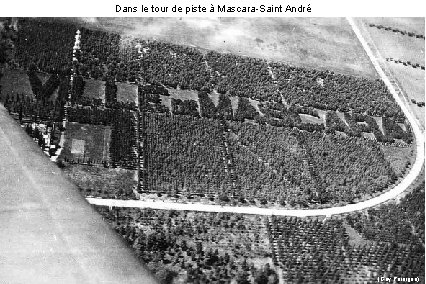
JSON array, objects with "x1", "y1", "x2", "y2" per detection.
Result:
[{"x1": 218, "y1": 5, "x2": 226, "y2": 12}]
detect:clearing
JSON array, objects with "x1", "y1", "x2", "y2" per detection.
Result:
[
  {"x1": 117, "y1": 82, "x2": 138, "y2": 104},
  {"x1": 60, "y1": 122, "x2": 111, "y2": 162},
  {"x1": 83, "y1": 78, "x2": 105, "y2": 101}
]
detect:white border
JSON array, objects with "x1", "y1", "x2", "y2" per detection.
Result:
[{"x1": 1, "y1": 0, "x2": 426, "y2": 17}]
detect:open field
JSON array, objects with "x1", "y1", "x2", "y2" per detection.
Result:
[
  {"x1": 60, "y1": 122, "x2": 111, "y2": 162},
  {"x1": 363, "y1": 22, "x2": 424, "y2": 65},
  {"x1": 77, "y1": 17, "x2": 378, "y2": 79},
  {"x1": 389, "y1": 63, "x2": 425, "y2": 102},
  {"x1": 366, "y1": 17, "x2": 425, "y2": 37},
  {"x1": 389, "y1": 63, "x2": 425, "y2": 126},
  {"x1": 117, "y1": 82, "x2": 137, "y2": 104},
  {"x1": 83, "y1": 78, "x2": 105, "y2": 101},
  {"x1": 160, "y1": 88, "x2": 200, "y2": 113},
  {"x1": 357, "y1": 18, "x2": 425, "y2": 129},
  {"x1": 209, "y1": 91, "x2": 219, "y2": 106},
  {"x1": 299, "y1": 113, "x2": 324, "y2": 125},
  {"x1": 168, "y1": 87, "x2": 199, "y2": 101}
]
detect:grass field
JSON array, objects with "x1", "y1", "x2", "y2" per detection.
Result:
[
  {"x1": 60, "y1": 122, "x2": 111, "y2": 162},
  {"x1": 158, "y1": 90, "x2": 267, "y2": 118},
  {"x1": 373, "y1": 117, "x2": 385, "y2": 135},
  {"x1": 209, "y1": 91, "x2": 219, "y2": 107},
  {"x1": 168, "y1": 88, "x2": 199, "y2": 101},
  {"x1": 365, "y1": 22, "x2": 424, "y2": 65},
  {"x1": 78, "y1": 17, "x2": 378, "y2": 79},
  {"x1": 300, "y1": 114, "x2": 324, "y2": 125},
  {"x1": 83, "y1": 79, "x2": 105, "y2": 101},
  {"x1": 389, "y1": 63, "x2": 425, "y2": 103},
  {"x1": 62, "y1": 164, "x2": 136, "y2": 199},
  {"x1": 117, "y1": 82, "x2": 137, "y2": 104},
  {"x1": 229, "y1": 96, "x2": 239, "y2": 112},
  {"x1": 389, "y1": 64, "x2": 425, "y2": 127},
  {"x1": 160, "y1": 88, "x2": 200, "y2": 113}
]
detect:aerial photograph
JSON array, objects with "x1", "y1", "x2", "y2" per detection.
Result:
[{"x1": 0, "y1": 17, "x2": 424, "y2": 283}]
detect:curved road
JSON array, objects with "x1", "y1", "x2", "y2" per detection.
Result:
[{"x1": 88, "y1": 18, "x2": 424, "y2": 217}]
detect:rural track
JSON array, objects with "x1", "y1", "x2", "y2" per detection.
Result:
[{"x1": 87, "y1": 18, "x2": 425, "y2": 217}]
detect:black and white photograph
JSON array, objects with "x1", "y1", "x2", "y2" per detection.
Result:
[{"x1": 0, "y1": 15, "x2": 425, "y2": 283}]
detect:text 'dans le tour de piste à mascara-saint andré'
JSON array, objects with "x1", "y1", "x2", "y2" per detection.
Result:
[{"x1": 115, "y1": 3, "x2": 312, "y2": 14}]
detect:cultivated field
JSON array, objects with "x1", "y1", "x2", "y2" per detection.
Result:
[
  {"x1": 117, "y1": 81, "x2": 138, "y2": 104},
  {"x1": 367, "y1": 17, "x2": 425, "y2": 36},
  {"x1": 83, "y1": 78, "x2": 105, "y2": 101},
  {"x1": 60, "y1": 122, "x2": 111, "y2": 162},
  {"x1": 79, "y1": 17, "x2": 378, "y2": 79},
  {"x1": 357, "y1": 18, "x2": 425, "y2": 129},
  {"x1": 361, "y1": 20, "x2": 424, "y2": 65},
  {"x1": 390, "y1": 64, "x2": 425, "y2": 124}
]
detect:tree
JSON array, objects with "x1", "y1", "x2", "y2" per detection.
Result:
[
  {"x1": 217, "y1": 93, "x2": 233, "y2": 120},
  {"x1": 156, "y1": 268, "x2": 178, "y2": 284},
  {"x1": 236, "y1": 270, "x2": 251, "y2": 284}
]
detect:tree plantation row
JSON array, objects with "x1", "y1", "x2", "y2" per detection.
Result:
[
  {"x1": 95, "y1": 194, "x2": 424, "y2": 284},
  {"x1": 0, "y1": 18, "x2": 415, "y2": 209},
  {"x1": 137, "y1": 112, "x2": 398, "y2": 208},
  {"x1": 13, "y1": 18, "x2": 405, "y2": 122},
  {"x1": 1, "y1": 78, "x2": 413, "y2": 207}
]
